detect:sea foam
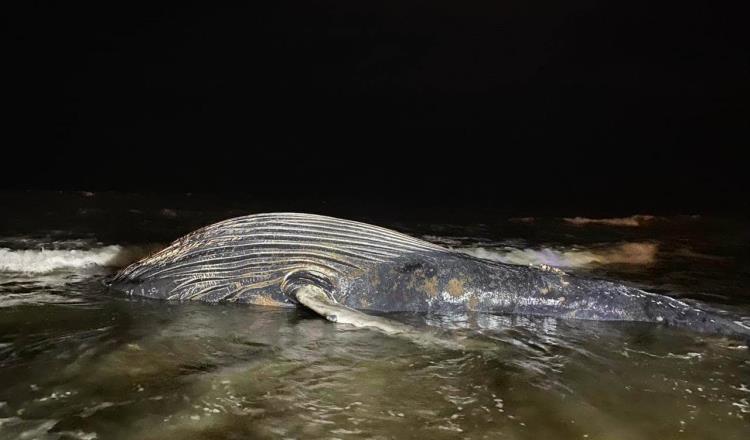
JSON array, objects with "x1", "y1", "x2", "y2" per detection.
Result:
[
  {"x1": 562, "y1": 215, "x2": 656, "y2": 227},
  {"x1": 0, "y1": 245, "x2": 162, "y2": 273},
  {"x1": 460, "y1": 242, "x2": 658, "y2": 268}
]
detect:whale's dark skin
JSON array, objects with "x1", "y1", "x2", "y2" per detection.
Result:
[{"x1": 110, "y1": 213, "x2": 750, "y2": 338}]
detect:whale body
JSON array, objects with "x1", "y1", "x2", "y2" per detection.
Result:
[{"x1": 109, "y1": 213, "x2": 749, "y2": 338}]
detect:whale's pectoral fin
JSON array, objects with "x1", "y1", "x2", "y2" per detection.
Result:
[
  {"x1": 289, "y1": 284, "x2": 414, "y2": 335},
  {"x1": 289, "y1": 285, "x2": 475, "y2": 349},
  {"x1": 281, "y1": 271, "x2": 463, "y2": 348},
  {"x1": 280, "y1": 269, "x2": 411, "y2": 334}
]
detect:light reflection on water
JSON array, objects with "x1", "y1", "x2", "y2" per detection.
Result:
[{"x1": 0, "y1": 279, "x2": 748, "y2": 439}]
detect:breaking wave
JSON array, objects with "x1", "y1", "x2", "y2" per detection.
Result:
[
  {"x1": 562, "y1": 215, "x2": 656, "y2": 227},
  {"x1": 460, "y1": 242, "x2": 659, "y2": 268},
  {"x1": 0, "y1": 245, "x2": 163, "y2": 273}
]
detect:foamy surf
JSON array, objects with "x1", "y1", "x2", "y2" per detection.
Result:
[
  {"x1": 459, "y1": 242, "x2": 659, "y2": 268},
  {"x1": 563, "y1": 215, "x2": 656, "y2": 227},
  {"x1": 0, "y1": 244, "x2": 163, "y2": 274}
]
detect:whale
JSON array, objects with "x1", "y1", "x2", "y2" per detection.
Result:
[{"x1": 109, "y1": 213, "x2": 750, "y2": 338}]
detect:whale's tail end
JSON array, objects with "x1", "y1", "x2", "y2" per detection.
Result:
[{"x1": 662, "y1": 300, "x2": 750, "y2": 342}]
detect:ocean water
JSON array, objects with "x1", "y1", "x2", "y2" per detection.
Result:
[{"x1": 1, "y1": 191, "x2": 749, "y2": 439}]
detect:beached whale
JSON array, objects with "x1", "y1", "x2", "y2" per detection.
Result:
[{"x1": 109, "y1": 213, "x2": 749, "y2": 338}]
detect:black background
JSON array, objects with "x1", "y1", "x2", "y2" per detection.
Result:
[{"x1": 6, "y1": 1, "x2": 748, "y2": 214}]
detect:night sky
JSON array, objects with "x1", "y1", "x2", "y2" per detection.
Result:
[{"x1": 6, "y1": 1, "x2": 749, "y2": 214}]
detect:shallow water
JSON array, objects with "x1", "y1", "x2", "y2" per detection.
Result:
[{"x1": 1, "y1": 192, "x2": 749, "y2": 439}]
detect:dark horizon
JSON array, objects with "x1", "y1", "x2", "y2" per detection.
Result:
[{"x1": 6, "y1": 1, "x2": 748, "y2": 215}]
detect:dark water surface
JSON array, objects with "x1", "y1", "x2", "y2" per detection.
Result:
[{"x1": 1, "y1": 192, "x2": 748, "y2": 439}]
